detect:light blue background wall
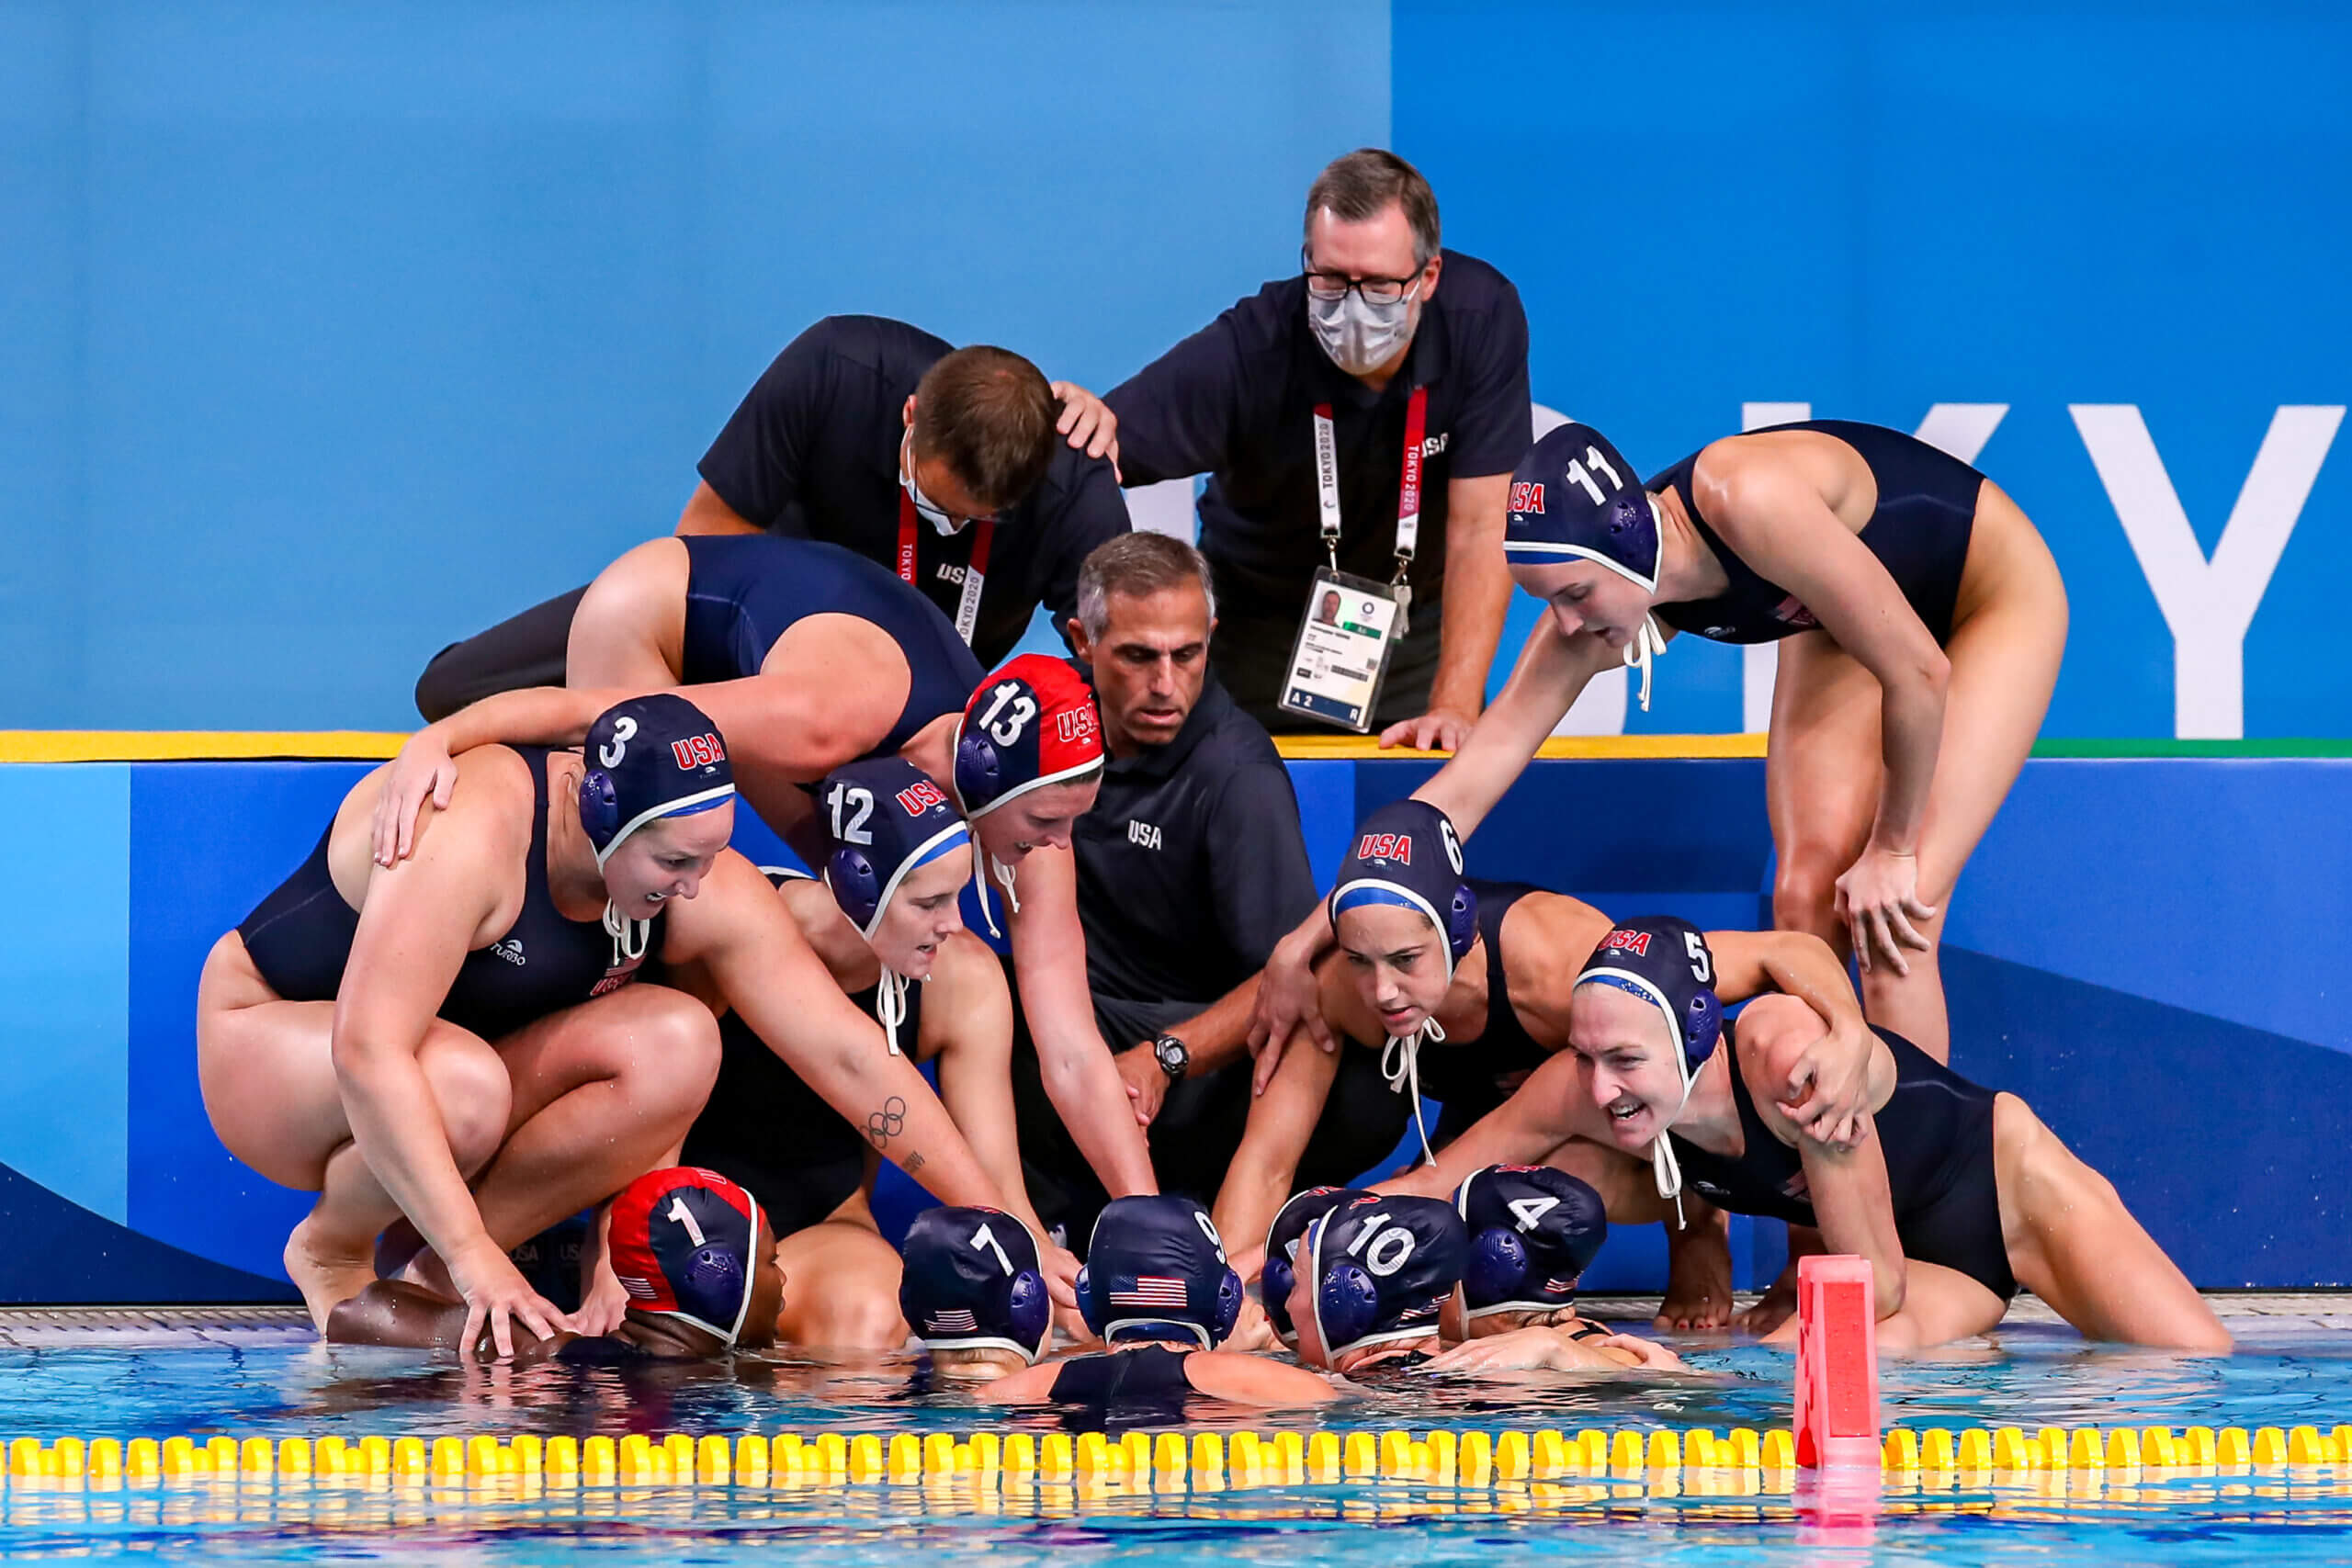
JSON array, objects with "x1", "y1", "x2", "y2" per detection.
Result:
[{"x1": 6, "y1": 1, "x2": 2349, "y2": 735}]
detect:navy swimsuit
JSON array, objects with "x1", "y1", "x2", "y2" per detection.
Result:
[
  {"x1": 1667, "y1": 1021, "x2": 2018, "y2": 1300},
  {"x1": 681, "y1": 536, "x2": 982, "y2": 759},
  {"x1": 1048, "y1": 1345, "x2": 1196, "y2": 1413},
  {"x1": 238, "y1": 749, "x2": 658, "y2": 1041},
  {"x1": 1646, "y1": 420, "x2": 1984, "y2": 647},
  {"x1": 1415, "y1": 880, "x2": 1555, "y2": 1144}
]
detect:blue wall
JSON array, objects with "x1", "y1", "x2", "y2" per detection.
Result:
[
  {"x1": 2, "y1": 752, "x2": 2344, "y2": 1303},
  {"x1": 5, "y1": 2, "x2": 2348, "y2": 736}
]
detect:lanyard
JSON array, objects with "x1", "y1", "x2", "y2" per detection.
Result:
[
  {"x1": 1312, "y1": 385, "x2": 1427, "y2": 592},
  {"x1": 897, "y1": 489, "x2": 992, "y2": 648}
]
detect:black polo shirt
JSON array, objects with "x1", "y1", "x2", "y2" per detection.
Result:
[
  {"x1": 1104, "y1": 253, "x2": 1532, "y2": 721},
  {"x1": 1071, "y1": 671, "x2": 1318, "y2": 1043},
  {"x1": 698, "y1": 314, "x2": 1132, "y2": 667}
]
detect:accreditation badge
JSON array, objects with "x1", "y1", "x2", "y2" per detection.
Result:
[{"x1": 1278, "y1": 568, "x2": 1404, "y2": 733}]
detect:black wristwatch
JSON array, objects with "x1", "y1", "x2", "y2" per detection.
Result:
[{"x1": 1150, "y1": 1032, "x2": 1190, "y2": 1083}]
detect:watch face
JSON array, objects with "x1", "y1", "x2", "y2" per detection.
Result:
[{"x1": 1155, "y1": 1036, "x2": 1187, "y2": 1077}]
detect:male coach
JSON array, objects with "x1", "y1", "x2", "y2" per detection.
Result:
[
  {"x1": 1008, "y1": 533, "x2": 1403, "y2": 1242},
  {"x1": 415, "y1": 315, "x2": 1128, "y2": 717},
  {"x1": 1105, "y1": 150, "x2": 1532, "y2": 749}
]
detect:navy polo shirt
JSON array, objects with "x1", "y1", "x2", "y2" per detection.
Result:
[
  {"x1": 1105, "y1": 252, "x2": 1532, "y2": 719},
  {"x1": 698, "y1": 315, "x2": 1132, "y2": 668},
  {"x1": 1070, "y1": 671, "x2": 1318, "y2": 1043}
]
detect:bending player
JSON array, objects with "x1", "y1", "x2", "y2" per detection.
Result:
[
  {"x1": 328, "y1": 1168, "x2": 782, "y2": 1362},
  {"x1": 1253, "y1": 417, "x2": 2069, "y2": 1119},
  {"x1": 896, "y1": 1206, "x2": 1059, "y2": 1384},
  {"x1": 960, "y1": 1197, "x2": 1333, "y2": 1410},
  {"x1": 682, "y1": 758, "x2": 1071, "y2": 1348},
  {"x1": 198, "y1": 694, "x2": 1013, "y2": 1353},
  {"x1": 1216, "y1": 798, "x2": 1869, "y2": 1326},
  {"x1": 1399, "y1": 916, "x2": 2229, "y2": 1351}
]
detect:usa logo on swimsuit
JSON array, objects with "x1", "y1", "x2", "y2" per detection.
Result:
[
  {"x1": 895, "y1": 780, "x2": 948, "y2": 815},
  {"x1": 1355, "y1": 832, "x2": 1412, "y2": 863},
  {"x1": 1508, "y1": 481, "x2": 1545, "y2": 514},
  {"x1": 671, "y1": 733, "x2": 726, "y2": 769},
  {"x1": 1600, "y1": 929, "x2": 1652, "y2": 957}
]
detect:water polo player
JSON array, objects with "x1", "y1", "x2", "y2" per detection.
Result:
[
  {"x1": 198, "y1": 694, "x2": 1013, "y2": 1354},
  {"x1": 975, "y1": 1196, "x2": 1331, "y2": 1410},
  {"x1": 1250, "y1": 417, "x2": 2067, "y2": 1110},
  {"x1": 1411, "y1": 916, "x2": 2229, "y2": 1350},
  {"x1": 682, "y1": 758, "x2": 1071, "y2": 1348},
  {"x1": 897, "y1": 1206, "x2": 1057, "y2": 1382},
  {"x1": 329, "y1": 1168, "x2": 784, "y2": 1362},
  {"x1": 1282, "y1": 1193, "x2": 1468, "y2": 1377},
  {"x1": 1419, "y1": 1165, "x2": 1685, "y2": 1373},
  {"x1": 375, "y1": 646, "x2": 1159, "y2": 1207},
  {"x1": 1216, "y1": 798, "x2": 1869, "y2": 1327}
]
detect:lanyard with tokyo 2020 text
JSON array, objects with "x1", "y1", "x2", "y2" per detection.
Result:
[
  {"x1": 897, "y1": 489, "x2": 993, "y2": 648},
  {"x1": 1313, "y1": 384, "x2": 1427, "y2": 634}
]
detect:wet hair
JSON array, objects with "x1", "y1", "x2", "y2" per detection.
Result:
[
  {"x1": 1075, "y1": 532, "x2": 1217, "y2": 641},
  {"x1": 910, "y1": 345, "x2": 1059, "y2": 512},
  {"x1": 1305, "y1": 149, "x2": 1441, "y2": 268}
]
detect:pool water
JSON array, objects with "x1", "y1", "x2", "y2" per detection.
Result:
[{"x1": 3, "y1": 1314, "x2": 2348, "y2": 1564}]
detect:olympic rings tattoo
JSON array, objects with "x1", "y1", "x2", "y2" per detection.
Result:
[{"x1": 865, "y1": 1096, "x2": 909, "y2": 1148}]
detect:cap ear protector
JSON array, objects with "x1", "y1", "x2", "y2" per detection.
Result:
[
  {"x1": 1683, "y1": 987, "x2": 1724, "y2": 1067},
  {"x1": 826, "y1": 843, "x2": 885, "y2": 933},
  {"x1": 580, "y1": 767, "x2": 620, "y2": 849},
  {"x1": 1001, "y1": 1267, "x2": 1052, "y2": 1358},
  {"x1": 1442, "y1": 881, "x2": 1479, "y2": 964},
  {"x1": 1464, "y1": 1227, "x2": 1532, "y2": 1306},
  {"x1": 1261, "y1": 1250, "x2": 1297, "y2": 1335},
  {"x1": 951, "y1": 727, "x2": 1004, "y2": 815},
  {"x1": 1305, "y1": 1214, "x2": 1381, "y2": 1353}
]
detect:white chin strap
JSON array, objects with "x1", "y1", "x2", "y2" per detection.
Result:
[
  {"x1": 1380, "y1": 1018, "x2": 1446, "y2": 1168},
  {"x1": 875, "y1": 969, "x2": 909, "y2": 1056},
  {"x1": 1623, "y1": 614, "x2": 1667, "y2": 713},
  {"x1": 1647, "y1": 1055, "x2": 1702, "y2": 1230},
  {"x1": 968, "y1": 844, "x2": 1023, "y2": 940},
  {"x1": 601, "y1": 901, "x2": 652, "y2": 968}
]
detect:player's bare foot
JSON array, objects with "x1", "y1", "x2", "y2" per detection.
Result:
[
  {"x1": 285, "y1": 1216, "x2": 379, "y2": 1331},
  {"x1": 1656, "y1": 1205, "x2": 1736, "y2": 1329},
  {"x1": 1735, "y1": 1263, "x2": 1799, "y2": 1336}
]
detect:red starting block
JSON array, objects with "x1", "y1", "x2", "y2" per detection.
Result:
[{"x1": 1792, "y1": 1254, "x2": 1880, "y2": 1468}]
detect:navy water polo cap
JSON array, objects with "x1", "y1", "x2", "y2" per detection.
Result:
[
  {"x1": 608, "y1": 1167, "x2": 763, "y2": 1347},
  {"x1": 580, "y1": 694, "x2": 736, "y2": 869},
  {"x1": 1261, "y1": 1186, "x2": 1372, "y2": 1345},
  {"x1": 1304, "y1": 1194, "x2": 1467, "y2": 1359},
  {"x1": 1456, "y1": 1165, "x2": 1609, "y2": 1321},
  {"x1": 1077, "y1": 1195, "x2": 1242, "y2": 1350},
  {"x1": 1329, "y1": 799, "x2": 1477, "y2": 1162},
  {"x1": 953, "y1": 654, "x2": 1105, "y2": 821},
  {"x1": 1503, "y1": 422, "x2": 1659, "y2": 591},
  {"x1": 1328, "y1": 800, "x2": 1477, "y2": 982},
  {"x1": 899, "y1": 1206, "x2": 1052, "y2": 1363},
  {"x1": 1575, "y1": 915, "x2": 1724, "y2": 1220},
  {"x1": 820, "y1": 758, "x2": 969, "y2": 942}
]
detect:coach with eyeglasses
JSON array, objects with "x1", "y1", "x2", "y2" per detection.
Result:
[{"x1": 1104, "y1": 150, "x2": 1532, "y2": 750}]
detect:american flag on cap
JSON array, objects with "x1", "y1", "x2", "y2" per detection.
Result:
[{"x1": 1109, "y1": 1276, "x2": 1190, "y2": 1308}]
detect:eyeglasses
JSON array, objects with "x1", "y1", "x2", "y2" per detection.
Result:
[{"x1": 1301, "y1": 247, "x2": 1427, "y2": 306}]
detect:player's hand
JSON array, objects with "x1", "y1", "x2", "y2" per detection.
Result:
[
  {"x1": 1049, "y1": 381, "x2": 1120, "y2": 476},
  {"x1": 1225, "y1": 1294, "x2": 1277, "y2": 1354},
  {"x1": 448, "y1": 1240, "x2": 568, "y2": 1361},
  {"x1": 1424, "y1": 1326, "x2": 1574, "y2": 1373},
  {"x1": 1249, "y1": 933, "x2": 1334, "y2": 1089},
  {"x1": 571, "y1": 1255, "x2": 630, "y2": 1337},
  {"x1": 1114, "y1": 1044, "x2": 1169, "y2": 1127},
  {"x1": 1833, "y1": 845, "x2": 1936, "y2": 978},
  {"x1": 1776, "y1": 1006, "x2": 1873, "y2": 1150},
  {"x1": 371, "y1": 727, "x2": 460, "y2": 866},
  {"x1": 1377, "y1": 705, "x2": 1474, "y2": 753},
  {"x1": 1040, "y1": 1242, "x2": 1082, "y2": 1311},
  {"x1": 1594, "y1": 1332, "x2": 1687, "y2": 1371}
]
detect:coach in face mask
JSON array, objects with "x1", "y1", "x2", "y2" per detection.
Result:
[{"x1": 1104, "y1": 150, "x2": 1532, "y2": 750}]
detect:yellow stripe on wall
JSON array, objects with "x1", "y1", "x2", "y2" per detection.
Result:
[
  {"x1": 0, "y1": 732, "x2": 410, "y2": 763},
  {"x1": 0, "y1": 730, "x2": 1768, "y2": 764},
  {"x1": 1272, "y1": 733, "x2": 1767, "y2": 761}
]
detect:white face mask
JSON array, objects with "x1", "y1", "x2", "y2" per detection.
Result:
[
  {"x1": 899, "y1": 431, "x2": 962, "y2": 536},
  {"x1": 1308, "y1": 282, "x2": 1421, "y2": 377}
]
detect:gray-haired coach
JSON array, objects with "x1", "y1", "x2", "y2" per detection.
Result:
[{"x1": 1105, "y1": 150, "x2": 1532, "y2": 750}]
